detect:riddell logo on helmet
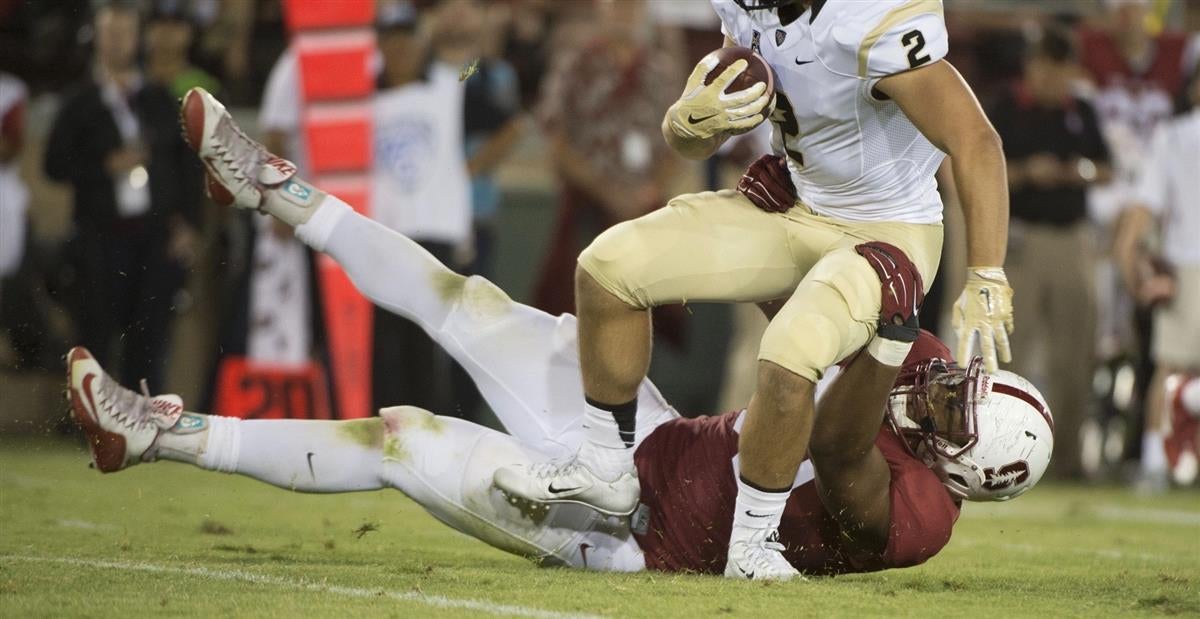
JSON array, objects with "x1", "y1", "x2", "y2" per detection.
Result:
[{"x1": 981, "y1": 461, "x2": 1030, "y2": 490}]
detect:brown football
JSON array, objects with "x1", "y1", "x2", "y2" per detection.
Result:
[{"x1": 703, "y1": 46, "x2": 775, "y2": 98}]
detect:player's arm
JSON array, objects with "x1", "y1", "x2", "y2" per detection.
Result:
[
  {"x1": 875, "y1": 61, "x2": 1013, "y2": 371},
  {"x1": 808, "y1": 347, "x2": 895, "y2": 557},
  {"x1": 662, "y1": 37, "x2": 770, "y2": 160},
  {"x1": 809, "y1": 242, "x2": 926, "y2": 558}
]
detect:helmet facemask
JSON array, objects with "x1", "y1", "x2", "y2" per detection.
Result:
[{"x1": 887, "y1": 357, "x2": 985, "y2": 462}]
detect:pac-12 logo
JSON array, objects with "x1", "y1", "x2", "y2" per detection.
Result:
[
  {"x1": 283, "y1": 180, "x2": 311, "y2": 200},
  {"x1": 981, "y1": 461, "x2": 1030, "y2": 490}
]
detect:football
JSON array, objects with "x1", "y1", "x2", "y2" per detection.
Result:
[{"x1": 704, "y1": 46, "x2": 775, "y2": 99}]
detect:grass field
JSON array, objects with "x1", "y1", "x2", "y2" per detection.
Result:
[{"x1": 1, "y1": 437, "x2": 1197, "y2": 618}]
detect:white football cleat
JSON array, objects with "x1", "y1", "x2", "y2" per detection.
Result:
[
  {"x1": 67, "y1": 347, "x2": 183, "y2": 473},
  {"x1": 493, "y1": 457, "x2": 640, "y2": 517},
  {"x1": 724, "y1": 528, "x2": 803, "y2": 582},
  {"x1": 180, "y1": 87, "x2": 298, "y2": 210}
]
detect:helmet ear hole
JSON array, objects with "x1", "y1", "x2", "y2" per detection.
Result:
[{"x1": 946, "y1": 473, "x2": 969, "y2": 487}]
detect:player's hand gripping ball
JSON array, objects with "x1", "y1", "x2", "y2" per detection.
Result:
[{"x1": 667, "y1": 46, "x2": 776, "y2": 141}]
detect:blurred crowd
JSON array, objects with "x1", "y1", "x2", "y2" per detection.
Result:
[{"x1": 0, "y1": 0, "x2": 1197, "y2": 491}]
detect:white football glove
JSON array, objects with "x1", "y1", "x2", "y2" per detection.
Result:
[
  {"x1": 666, "y1": 54, "x2": 773, "y2": 141},
  {"x1": 952, "y1": 267, "x2": 1014, "y2": 372}
]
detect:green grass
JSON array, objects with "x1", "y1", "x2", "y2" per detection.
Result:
[{"x1": 1, "y1": 438, "x2": 1198, "y2": 617}]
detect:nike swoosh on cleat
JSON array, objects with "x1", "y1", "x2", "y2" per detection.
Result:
[
  {"x1": 744, "y1": 510, "x2": 773, "y2": 518},
  {"x1": 795, "y1": 58, "x2": 814, "y2": 65},
  {"x1": 688, "y1": 112, "x2": 719, "y2": 124},
  {"x1": 80, "y1": 374, "x2": 101, "y2": 424},
  {"x1": 547, "y1": 483, "x2": 582, "y2": 494},
  {"x1": 306, "y1": 452, "x2": 316, "y2": 480}
]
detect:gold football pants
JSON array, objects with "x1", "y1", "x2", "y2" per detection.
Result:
[{"x1": 578, "y1": 190, "x2": 943, "y2": 382}]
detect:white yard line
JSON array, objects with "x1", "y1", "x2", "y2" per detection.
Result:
[{"x1": 1, "y1": 555, "x2": 602, "y2": 619}]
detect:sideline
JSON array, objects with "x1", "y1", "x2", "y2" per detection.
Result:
[{"x1": 1, "y1": 554, "x2": 603, "y2": 619}]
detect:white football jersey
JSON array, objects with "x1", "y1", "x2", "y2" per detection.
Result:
[{"x1": 712, "y1": 0, "x2": 949, "y2": 224}]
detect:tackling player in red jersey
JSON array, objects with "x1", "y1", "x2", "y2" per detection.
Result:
[{"x1": 66, "y1": 89, "x2": 1052, "y2": 576}]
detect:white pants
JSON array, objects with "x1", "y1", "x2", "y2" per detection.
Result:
[{"x1": 291, "y1": 199, "x2": 681, "y2": 570}]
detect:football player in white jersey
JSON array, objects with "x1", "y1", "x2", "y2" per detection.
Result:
[{"x1": 495, "y1": 0, "x2": 1015, "y2": 581}]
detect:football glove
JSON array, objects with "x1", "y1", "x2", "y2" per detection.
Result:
[
  {"x1": 737, "y1": 154, "x2": 796, "y2": 213},
  {"x1": 667, "y1": 54, "x2": 772, "y2": 141},
  {"x1": 952, "y1": 267, "x2": 1014, "y2": 372}
]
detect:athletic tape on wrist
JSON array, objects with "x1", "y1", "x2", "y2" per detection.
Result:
[{"x1": 867, "y1": 336, "x2": 914, "y2": 367}]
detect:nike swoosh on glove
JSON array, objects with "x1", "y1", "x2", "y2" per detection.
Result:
[
  {"x1": 952, "y1": 267, "x2": 1014, "y2": 372},
  {"x1": 737, "y1": 154, "x2": 796, "y2": 213},
  {"x1": 855, "y1": 241, "x2": 924, "y2": 343},
  {"x1": 667, "y1": 54, "x2": 773, "y2": 141}
]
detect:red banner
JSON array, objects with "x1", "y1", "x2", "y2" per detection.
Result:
[
  {"x1": 283, "y1": 0, "x2": 374, "y2": 32},
  {"x1": 285, "y1": 1, "x2": 376, "y2": 419}
]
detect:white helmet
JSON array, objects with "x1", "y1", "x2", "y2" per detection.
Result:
[{"x1": 886, "y1": 357, "x2": 1055, "y2": 502}]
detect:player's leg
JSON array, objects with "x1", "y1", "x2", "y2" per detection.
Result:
[
  {"x1": 375, "y1": 405, "x2": 645, "y2": 571},
  {"x1": 304, "y1": 201, "x2": 678, "y2": 455},
  {"x1": 727, "y1": 217, "x2": 943, "y2": 579},
  {"x1": 67, "y1": 345, "x2": 387, "y2": 488},
  {"x1": 66, "y1": 349, "x2": 644, "y2": 570},
  {"x1": 501, "y1": 189, "x2": 826, "y2": 515},
  {"x1": 178, "y1": 88, "x2": 676, "y2": 456}
]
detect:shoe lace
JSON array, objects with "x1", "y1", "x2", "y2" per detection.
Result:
[
  {"x1": 527, "y1": 457, "x2": 581, "y2": 480},
  {"x1": 211, "y1": 114, "x2": 265, "y2": 187},
  {"x1": 744, "y1": 529, "x2": 795, "y2": 573},
  {"x1": 93, "y1": 373, "x2": 154, "y2": 431}
]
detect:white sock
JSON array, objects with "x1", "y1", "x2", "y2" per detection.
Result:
[
  {"x1": 579, "y1": 403, "x2": 635, "y2": 480},
  {"x1": 293, "y1": 192, "x2": 351, "y2": 252},
  {"x1": 583, "y1": 403, "x2": 628, "y2": 449},
  {"x1": 156, "y1": 415, "x2": 387, "y2": 492},
  {"x1": 154, "y1": 413, "x2": 241, "y2": 472},
  {"x1": 731, "y1": 476, "x2": 789, "y2": 536}
]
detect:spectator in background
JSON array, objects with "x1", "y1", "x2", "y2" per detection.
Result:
[
  {"x1": 368, "y1": 0, "x2": 474, "y2": 414},
  {"x1": 42, "y1": 1, "x2": 202, "y2": 392},
  {"x1": 1080, "y1": 0, "x2": 1188, "y2": 161},
  {"x1": 1078, "y1": 0, "x2": 1189, "y2": 473},
  {"x1": 1114, "y1": 65, "x2": 1200, "y2": 490},
  {"x1": 502, "y1": 0, "x2": 555, "y2": 111},
  {"x1": 533, "y1": 0, "x2": 679, "y2": 318},
  {"x1": 431, "y1": 0, "x2": 524, "y2": 282},
  {"x1": 0, "y1": 71, "x2": 27, "y2": 292},
  {"x1": 144, "y1": 0, "x2": 220, "y2": 98},
  {"x1": 991, "y1": 28, "x2": 1113, "y2": 480},
  {"x1": 429, "y1": 0, "x2": 526, "y2": 419},
  {"x1": 0, "y1": 70, "x2": 45, "y2": 371}
]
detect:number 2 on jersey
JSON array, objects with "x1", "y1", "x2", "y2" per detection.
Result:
[
  {"x1": 902, "y1": 29, "x2": 931, "y2": 68},
  {"x1": 770, "y1": 92, "x2": 805, "y2": 167}
]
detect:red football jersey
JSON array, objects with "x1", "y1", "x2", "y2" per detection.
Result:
[{"x1": 632, "y1": 331, "x2": 961, "y2": 574}]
